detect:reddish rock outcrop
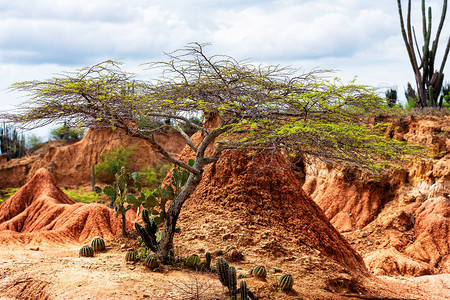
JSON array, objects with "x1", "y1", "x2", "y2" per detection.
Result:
[
  {"x1": 0, "y1": 127, "x2": 187, "y2": 188},
  {"x1": 0, "y1": 168, "x2": 133, "y2": 244}
]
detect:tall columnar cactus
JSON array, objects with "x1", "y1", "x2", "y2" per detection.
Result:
[
  {"x1": 251, "y1": 266, "x2": 266, "y2": 279},
  {"x1": 90, "y1": 236, "x2": 105, "y2": 251},
  {"x1": 229, "y1": 266, "x2": 237, "y2": 300},
  {"x1": 278, "y1": 273, "x2": 294, "y2": 291},
  {"x1": 79, "y1": 244, "x2": 94, "y2": 257},
  {"x1": 396, "y1": 0, "x2": 450, "y2": 108},
  {"x1": 216, "y1": 257, "x2": 230, "y2": 287},
  {"x1": 205, "y1": 252, "x2": 211, "y2": 269},
  {"x1": 240, "y1": 280, "x2": 248, "y2": 300}
]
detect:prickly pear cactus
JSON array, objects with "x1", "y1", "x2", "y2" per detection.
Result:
[
  {"x1": 79, "y1": 244, "x2": 94, "y2": 257},
  {"x1": 278, "y1": 273, "x2": 294, "y2": 291},
  {"x1": 216, "y1": 257, "x2": 230, "y2": 287},
  {"x1": 251, "y1": 266, "x2": 267, "y2": 279},
  {"x1": 185, "y1": 254, "x2": 201, "y2": 268},
  {"x1": 90, "y1": 236, "x2": 105, "y2": 251},
  {"x1": 240, "y1": 280, "x2": 248, "y2": 300},
  {"x1": 144, "y1": 254, "x2": 161, "y2": 270},
  {"x1": 125, "y1": 248, "x2": 139, "y2": 262}
]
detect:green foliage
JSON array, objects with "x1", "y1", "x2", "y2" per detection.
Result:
[
  {"x1": 61, "y1": 188, "x2": 99, "y2": 204},
  {"x1": 95, "y1": 166, "x2": 139, "y2": 236},
  {"x1": 50, "y1": 123, "x2": 83, "y2": 141},
  {"x1": 385, "y1": 88, "x2": 398, "y2": 107},
  {"x1": 79, "y1": 244, "x2": 94, "y2": 257},
  {"x1": 26, "y1": 134, "x2": 42, "y2": 149},
  {"x1": 0, "y1": 122, "x2": 26, "y2": 160},
  {"x1": 90, "y1": 236, "x2": 106, "y2": 251},
  {"x1": 0, "y1": 187, "x2": 18, "y2": 204},
  {"x1": 138, "y1": 163, "x2": 171, "y2": 189},
  {"x1": 95, "y1": 144, "x2": 137, "y2": 183},
  {"x1": 442, "y1": 82, "x2": 450, "y2": 109},
  {"x1": 278, "y1": 273, "x2": 294, "y2": 291}
]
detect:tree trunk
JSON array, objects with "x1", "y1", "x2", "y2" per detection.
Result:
[
  {"x1": 121, "y1": 211, "x2": 127, "y2": 237},
  {"x1": 157, "y1": 172, "x2": 202, "y2": 262}
]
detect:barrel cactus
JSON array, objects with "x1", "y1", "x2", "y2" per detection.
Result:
[
  {"x1": 251, "y1": 266, "x2": 267, "y2": 279},
  {"x1": 79, "y1": 244, "x2": 94, "y2": 257},
  {"x1": 90, "y1": 236, "x2": 106, "y2": 251},
  {"x1": 185, "y1": 254, "x2": 201, "y2": 268},
  {"x1": 278, "y1": 273, "x2": 294, "y2": 291},
  {"x1": 125, "y1": 248, "x2": 139, "y2": 262},
  {"x1": 144, "y1": 254, "x2": 161, "y2": 270}
]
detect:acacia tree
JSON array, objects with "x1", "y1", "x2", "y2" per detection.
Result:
[
  {"x1": 2, "y1": 43, "x2": 424, "y2": 261},
  {"x1": 396, "y1": 0, "x2": 450, "y2": 108}
]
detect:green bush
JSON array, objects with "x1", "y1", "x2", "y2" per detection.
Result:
[
  {"x1": 50, "y1": 124, "x2": 83, "y2": 141},
  {"x1": 61, "y1": 188, "x2": 99, "y2": 204},
  {"x1": 138, "y1": 163, "x2": 171, "y2": 189},
  {"x1": 0, "y1": 187, "x2": 19, "y2": 204},
  {"x1": 95, "y1": 144, "x2": 138, "y2": 183}
]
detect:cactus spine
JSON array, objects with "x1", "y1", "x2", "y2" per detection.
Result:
[
  {"x1": 79, "y1": 244, "x2": 94, "y2": 257},
  {"x1": 278, "y1": 273, "x2": 294, "y2": 291},
  {"x1": 216, "y1": 257, "x2": 230, "y2": 287},
  {"x1": 90, "y1": 236, "x2": 105, "y2": 251},
  {"x1": 205, "y1": 252, "x2": 211, "y2": 269},
  {"x1": 240, "y1": 280, "x2": 248, "y2": 300},
  {"x1": 229, "y1": 266, "x2": 237, "y2": 300},
  {"x1": 251, "y1": 266, "x2": 266, "y2": 279},
  {"x1": 125, "y1": 248, "x2": 139, "y2": 262}
]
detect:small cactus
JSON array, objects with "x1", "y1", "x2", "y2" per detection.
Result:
[
  {"x1": 79, "y1": 244, "x2": 94, "y2": 257},
  {"x1": 144, "y1": 254, "x2": 161, "y2": 270},
  {"x1": 185, "y1": 254, "x2": 201, "y2": 268},
  {"x1": 216, "y1": 257, "x2": 230, "y2": 287},
  {"x1": 227, "y1": 248, "x2": 243, "y2": 262},
  {"x1": 229, "y1": 266, "x2": 237, "y2": 300},
  {"x1": 142, "y1": 208, "x2": 151, "y2": 224},
  {"x1": 278, "y1": 273, "x2": 294, "y2": 291},
  {"x1": 205, "y1": 252, "x2": 211, "y2": 269},
  {"x1": 125, "y1": 248, "x2": 139, "y2": 262},
  {"x1": 251, "y1": 266, "x2": 267, "y2": 279},
  {"x1": 90, "y1": 236, "x2": 105, "y2": 251},
  {"x1": 240, "y1": 280, "x2": 248, "y2": 300}
]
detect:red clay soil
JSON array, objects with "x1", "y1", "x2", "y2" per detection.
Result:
[
  {"x1": 0, "y1": 168, "x2": 133, "y2": 245},
  {"x1": 172, "y1": 125, "x2": 367, "y2": 274}
]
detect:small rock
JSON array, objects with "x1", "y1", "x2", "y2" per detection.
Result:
[
  {"x1": 30, "y1": 247, "x2": 39, "y2": 251},
  {"x1": 120, "y1": 244, "x2": 127, "y2": 249}
]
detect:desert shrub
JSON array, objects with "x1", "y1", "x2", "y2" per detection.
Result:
[
  {"x1": 138, "y1": 163, "x2": 171, "y2": 189},
  {"x1": 50, "y1": 123, "x2": 83, "y2": 141},
  {"x1": 95, "y1": 144, "x2": 137, "y2": 183},
  {"x1": 26, "y1": 134, "x2": 42, "y2": 149},
  {"x1": 61, "y1": 188, "x2": 100, "y2": 204},
  {"x1": 0, "y1": 187, "x2": 18, "y2": 204}
]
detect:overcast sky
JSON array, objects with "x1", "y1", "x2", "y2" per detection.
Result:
[{"x1": 0, "y1": 0, "x2": 449, "y2": 137}]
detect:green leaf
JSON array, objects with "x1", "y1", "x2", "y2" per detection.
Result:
[
  {"x1": 146, "y1": 195, "x2": 159, "y2": 207},
  {"x1": 135, "y1": 181, "x2": 142, "y2": 192},
  {"x1": 151, "y1": 209, "x2": 159, "y2": 215},
  {"x1": 126, "y1": 194, "x2": 139, "y2": 205},
  {"x1": 103, "y1": 185, "x2": 117, "y2": 197},
  {"x1": 188, "y1": 159, "x2": 194, "y2": 167},
  {"x1": 131, "y1": 172, "x2": 139, "y2": 181},
  {"x1": 94, "y1": 186, "x2": 103, "y2": 194},
  {"x1": 153, "y1": 216, "x2": 161, "y2": 227}
]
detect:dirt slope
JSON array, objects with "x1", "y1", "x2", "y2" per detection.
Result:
[
  {"x1": 0, "y1": 127, "x2": 187, "y2": 188},
  {"x1": 0, "y1": 168, "x2": 134, "y2": 245},
  {"x1": 302, "y1": 115, "x2": 450, "y2": 276}
]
